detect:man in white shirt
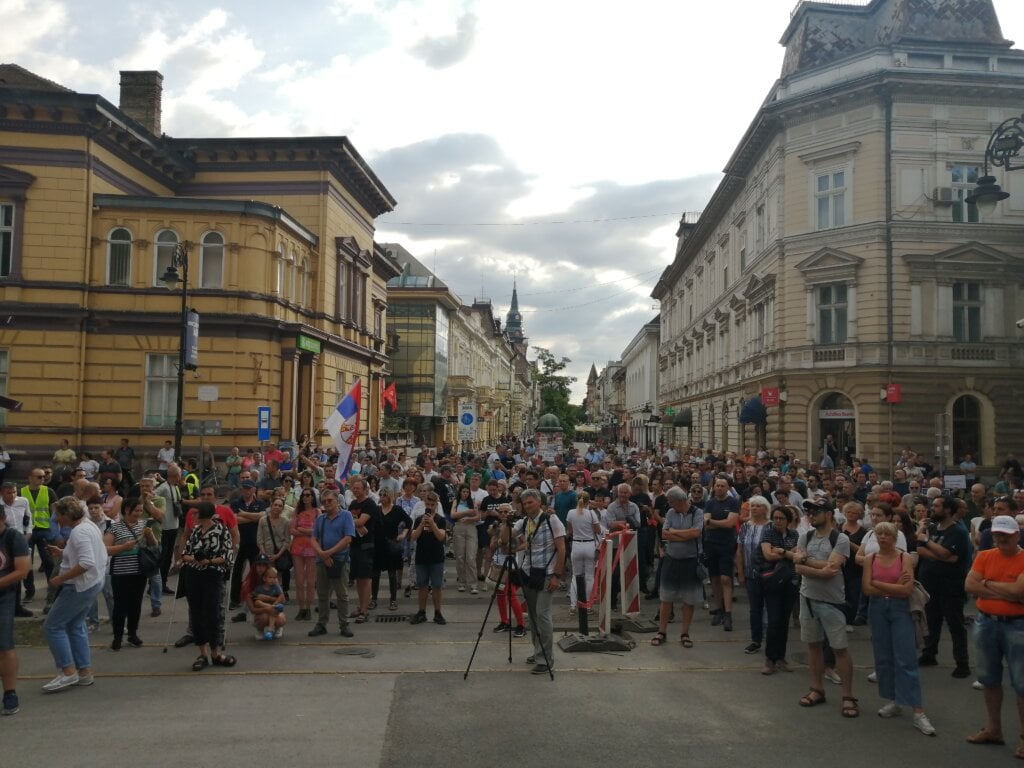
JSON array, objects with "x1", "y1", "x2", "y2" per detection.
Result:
[
  {"x1": 0, "y1": 482, "x2": 33, "y2": 617},
  {"x1": 156, "y1": 440, "x2": 175, "y2": 473}
]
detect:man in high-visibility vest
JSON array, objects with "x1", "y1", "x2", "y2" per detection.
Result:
[{"x1": 20, "y1": 466, "x2": 55, "y2": 602}]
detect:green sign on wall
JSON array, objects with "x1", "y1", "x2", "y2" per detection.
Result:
[{"x1": 297, "y1": 334, "x2": 322, "y2": 354}]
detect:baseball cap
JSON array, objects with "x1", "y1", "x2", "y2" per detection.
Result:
[
  {"x1": 241, "y1": 480, "x2": 257, "y2": 489},
  {"x1": 803, "y1": 498, "x2": 832, "y2": 514},
  {"x1": 991, "y1": 515, "x2": 1019, "y2": 535},
  {"x1": 255, "y1": 553, "x2": 271, "y2": 565}
]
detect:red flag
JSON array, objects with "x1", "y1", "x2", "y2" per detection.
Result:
[{"x1": 383, "y1": 381, "x2": 398, "y2": 412}]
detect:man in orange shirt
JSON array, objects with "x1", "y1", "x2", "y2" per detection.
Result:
[{"x1": 965, "y1": 513, "x2": 1024, "y2": 756}]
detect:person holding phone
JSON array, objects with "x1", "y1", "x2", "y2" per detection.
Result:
[
  {"x1": 103, "y1": 498, "x2": 158, "y2": 650},
  {"x1": 410, "y1": 492, "x2": 447, "y2": 625}
]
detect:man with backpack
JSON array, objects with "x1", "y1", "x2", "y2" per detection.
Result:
[{"x1": 793, "y1": 498, "x2": 857, "y2": 717}]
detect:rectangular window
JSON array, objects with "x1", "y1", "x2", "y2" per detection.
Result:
[
  {"x1": 374, "y1": 308, "x2": 383, "y2": 338},
  {"x1": 952, "y1": 281, "x2": 982, "y2": 341},
  {"x1": 0, "y1": 203, "x2": 13, "y2": 278},
  {"x1": 107, "y1": 237, "x2": 131, "y2": 286},
  {"x1": 0, "y1": 349, "x2": 7, "y2": 427},
  {"x1": 815, "y1": 171, "x2": 846, "y2": 230},
  {"x1": 739, "y1": 230, "x2": 747, "y2": 272},
  {"x1": 275, "y1": 258, "x2": 285, "y2": 295},
  {"x1": 817, "y1": 283, "x2": 848, "y2": 344},
  {"x1": 951, "y1": 165, "x2": 980, "y2": 223},
  {"x1": 144, "y1": 353, "x2": 178, "y2": 427},
  {"x1": 755, "y1": 205, "x2": 765, "y2": 252},
  {"x1": 337, "y1": 262, "x2": 350, "y2": 320}
]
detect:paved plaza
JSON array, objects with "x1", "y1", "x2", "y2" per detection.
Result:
[{"x1": 5, "y1": 565, "x2": 1018, "y2": 767}]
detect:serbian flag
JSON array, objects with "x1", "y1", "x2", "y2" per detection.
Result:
[
  {"x1": 324, "y1": 380, "x2": 361, "y2": 480},
  {"x1": 382, "y1": 381, "x2": 397, "y2": 412}
]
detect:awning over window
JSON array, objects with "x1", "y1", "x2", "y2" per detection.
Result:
[
  {"x1": 672, "y1": 408, "x2": 693, "y2": 427},
  {"x1": 738, "y1": 397, "x2": 767, "y2": 425}
]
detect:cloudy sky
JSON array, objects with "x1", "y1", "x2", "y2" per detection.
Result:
[{"x1": 8, "y1": 0, "x2": 1024, "y2": 402}]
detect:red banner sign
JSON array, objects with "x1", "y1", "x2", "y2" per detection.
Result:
[
  {"x1": 761, "y1": 387, "x2": 780, "y2": 407},
  {"x1": 885, "y1": 383, "x2": 902, "y2": 404}
]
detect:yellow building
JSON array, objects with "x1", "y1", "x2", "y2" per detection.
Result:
[{"x1": 0, "y1": 65, "x2": 400, "y2": 464}]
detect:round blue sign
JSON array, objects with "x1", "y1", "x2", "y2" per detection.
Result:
[{"x1": 460, "y1": 413, "x2": 474, "y2": 425}]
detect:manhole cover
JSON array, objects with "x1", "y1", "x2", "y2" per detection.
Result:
[
  {"x1": 376, "y1": 614, "x2": 409, "y2": 623},
  {"x1": 333, "y1": 647, "x2": 374, "y2": 657}
]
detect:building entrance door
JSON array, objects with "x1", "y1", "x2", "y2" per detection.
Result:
[{"x1": 816, "y1": 392, "x2": 856, "y2": 468}]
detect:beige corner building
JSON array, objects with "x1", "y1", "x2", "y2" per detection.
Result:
[
  {"x1": 0, "y1": 66, "x2": 400, "y2": 462},
  {"x1": 652, "y1": 0, "x2": 1024, "y2": 474}
]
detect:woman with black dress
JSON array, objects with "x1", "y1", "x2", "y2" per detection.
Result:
[{"x1": 372, "y1": 488, "x2": 412, "y2": 611}]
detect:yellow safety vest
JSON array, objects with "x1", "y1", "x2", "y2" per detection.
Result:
[
  {"x1": 185, "y1": 472, "x2": 200, "y2": 499},
  {"x1": 21, "y1": 485, "x2": 51, "y2": 529}
]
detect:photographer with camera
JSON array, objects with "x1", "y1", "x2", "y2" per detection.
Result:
[
  {"x1": 511, "y1": 489, "x2": 565, "y2": 675},
  {"x1": 410, "y1": 492, "x2": 448, "y2": 625}
]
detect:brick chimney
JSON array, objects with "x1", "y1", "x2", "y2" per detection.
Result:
[{"x1": 118, "y1": 70, "x2": 163, "y2": 135}]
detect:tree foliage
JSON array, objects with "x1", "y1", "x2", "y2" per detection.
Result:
[{"x1": 532, "y1": 346, "x2": 580, "y2": 439}]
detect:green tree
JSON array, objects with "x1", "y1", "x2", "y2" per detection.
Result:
[{"x1": 532, "y1": 346, "x2": 579, "y2": 439}]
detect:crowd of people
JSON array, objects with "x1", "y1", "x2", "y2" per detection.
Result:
[{"x1": 1, "y1": 437, "x2": 1023, "y2": 756}]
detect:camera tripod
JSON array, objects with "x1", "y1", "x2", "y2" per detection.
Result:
[{"x1": 463, "y1": 519, "x2": 554, "y2": 681}]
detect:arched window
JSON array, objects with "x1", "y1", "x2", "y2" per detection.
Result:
[
  {"x1": 154, "y1": 229, "x2": 179, "y2": 286},
  {"x1": 300, "y1": 259, "x2": 309, "y2": 307},
  {"x1": 200, "y1": 231, "x2": 224, "y2": 288},
  {"x1": 289, "y1": 248, "x2": 298, "y2": 304},
  {"x1": 107, "y1": 227, "x2": 132, "y2": 286},
  {"x1": 952, "y1": 395, "x2": 981, "y2": 465},
  {"x1": 274, "y1": 241, "x2": 285, "y2": 295}
]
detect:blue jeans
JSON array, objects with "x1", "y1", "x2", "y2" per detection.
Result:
[
  {"x1": 974, "y1": 613, "x2": 1024, "y2": 696},
  {"x1": 148, "y1": 572, "x2": 162, "y2": 610},
  {"x1": 868, "y1": 596, "x2": 922, "y2": 707},
  {"x1": 44, "y1": 581, "x2": 103, "y2": 671}
]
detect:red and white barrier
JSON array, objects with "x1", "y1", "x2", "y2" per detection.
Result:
[{"x1": 580, "y1": 529, "x2": 642, "y2": 635}]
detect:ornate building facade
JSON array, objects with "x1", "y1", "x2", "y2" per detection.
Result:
[
  {"x1": 0, "y1": 66, "x2": 398, "y2": 460},
  {"x1": 652, "y1": 0, "x2": 1024, "y2": 471}
]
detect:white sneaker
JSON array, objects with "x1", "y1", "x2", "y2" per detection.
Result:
[
  {"x1": 824, "y1": 668, "x2": 842, "y2": 685},
  {"x1": 845, "y1": 625, "x2": 854, "y2": 633},
  {"x1": 42, "y1": 673, "x2": 79, "y2": 693},
  {"x1": 972, "y1": 680, "x2": 984, "y2": 690},
  {"x1": 254, "y1": 630, "x2": 264, "y2": 640},
  {"x1": 76, "y1": 673, "x2": 94, "y2": 687},
  {"x1": 867, "y1": 671, "x2": 877, "y2": 683},
  {"x1": 913, "y1": 712, "x2": 936, "y2": 736},
  {"x1": 275, "y1": 627, "x2": 284, "y2": 639},
  {"x1": 457, "y1": 585, "x2": 465, "y2": 592},
  {"x1": 471, "y1": 587, "x2": 478, "y2": 595},
  {"x1": 877, "y1": 701, "x2": 902, "y2": 718}
]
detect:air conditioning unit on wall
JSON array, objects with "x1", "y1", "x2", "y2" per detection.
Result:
[{"x1": 932, "y1": 186, "x2": 955, "y2": 205}]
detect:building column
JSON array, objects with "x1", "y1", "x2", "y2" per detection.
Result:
[{"x1": 280, "y1": 349, "x2": 298, "y2": 442}]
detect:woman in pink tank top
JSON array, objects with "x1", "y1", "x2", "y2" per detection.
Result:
[{"x1": 863, "y1": 521, "x2": 936, "y2": 735}]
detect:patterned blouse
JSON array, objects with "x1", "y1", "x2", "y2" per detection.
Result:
[{"x1": 183, "y1": 518, "x2": 234, "y2": 574}]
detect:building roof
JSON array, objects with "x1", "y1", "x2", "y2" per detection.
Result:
[{"x1": 0, "y1": 63, "x2": 71, "y2": 92}]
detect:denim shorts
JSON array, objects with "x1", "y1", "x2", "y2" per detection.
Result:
[
  {"x1": 974, "y1": 613, "x2": 1024, "y2": 696},
  {"x1": 799, "y1": 597, "x2": 849, "y2": 649},
  {"x1": 415, "y1": 562, "x2": 445, "y2": 589},
  {"x1": 0, "y1": 590, "x2": 14, "y2": 651}
]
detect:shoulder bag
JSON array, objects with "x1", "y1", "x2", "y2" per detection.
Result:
[
  {"x1": 123, "y1": 521, "x2": 161, "y2": 578},
  {"x1": 267, "y1": 517, "x2": 292, "y2": 572}
]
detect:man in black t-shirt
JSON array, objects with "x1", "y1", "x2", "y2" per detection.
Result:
[
  {"x1": 348, "y1": 477, "x2": 381, "y2": 621},
  {"x1": 411, "y1": 493, "x2": 448, "y2": 625},
  {"x1": 917, "y1": 495, "x2": 971, "y2": 676},
  {"x1": 703, "y1": 476, "x2": 740, "y2": 631},
  {"x1": 0, "y1": 509, "x2": 30, "y2": 714}
]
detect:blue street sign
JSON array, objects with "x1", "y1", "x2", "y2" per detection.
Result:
[{"x1": 258, "y1": 406, "x2": 271, "y2": 441}]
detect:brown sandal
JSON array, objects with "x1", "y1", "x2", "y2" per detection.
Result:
[
  {"x1": 680, "y1": 634, "x2": 693, "y2": 648},
  {"x1": 966, "y1": 728, "x2": 1005, "y2": 745},
  {"x1": 650, "y1": 632, "x2": 666, "y2": 646},
  {"x1": 799, "y1": 688, "x2": 826, "y2": 707},
  {"x1": 841, "y1": 697, "x2": 859, "y2": 718}
]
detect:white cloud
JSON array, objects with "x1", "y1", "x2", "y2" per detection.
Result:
[{"x1": 0, "y1": 0, "x2": 67, "y2": 58}]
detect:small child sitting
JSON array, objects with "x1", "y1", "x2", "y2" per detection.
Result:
[{"x1": 251, "y1": 567, "x2": 286, "y2": 639}]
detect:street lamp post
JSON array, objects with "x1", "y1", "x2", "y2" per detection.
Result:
[
  {"x1": 965, "y1": 115, "x2": 1024, "y2": 213},
  {"x1": 159, "y1": 242, "x2": 192, "y2": 463}
]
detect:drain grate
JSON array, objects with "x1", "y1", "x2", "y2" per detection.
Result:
[{"x1": 375, "y1": 614, "x2": 409, "y2": 623}]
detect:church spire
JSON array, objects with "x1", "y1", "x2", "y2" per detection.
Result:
[{"x1": 506, "y1": 278, "x2": 525, "y2": 344}]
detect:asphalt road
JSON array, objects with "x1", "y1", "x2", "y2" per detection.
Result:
[{"x1": 6, "y1": 568, "x2": 1020, "y2": 767}]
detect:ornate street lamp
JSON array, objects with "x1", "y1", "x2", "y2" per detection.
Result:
[
  {"x1": 965, "y1": 115, "x2": 1024, "y2": 215},
  {"x1": 159, "y1": 242, "x2": 192, "y2": 463}
]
